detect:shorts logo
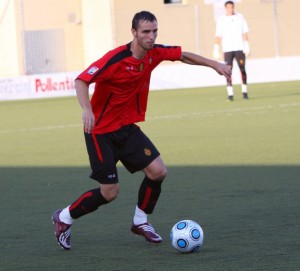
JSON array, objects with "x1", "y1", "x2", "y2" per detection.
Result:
[
  {"x1": 144, "y1": 148, "x2": 152, "y2": 157},
  {"x1": 239, "y1": 59, "x2": 244, "y2": 65},
  {"x1": 87, "y1": 66, "x2": 99, "y2": 75},
  {"x1": 108, "y1": 173, "x2": 116, "y2": 179}
]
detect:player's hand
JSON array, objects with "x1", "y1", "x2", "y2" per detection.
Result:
[
  {"x1": 214, "y1": 62, "x2": 232, "y2": 81},
  {"x1": 213, "y1": 44, "x2": 221, "y2": 60},
  {"x1": 243, "y1": 41, "x2": 250, "y2": 57},
  {"x1": 82, "y1": 108, "x2": 95, "y2": 133}
]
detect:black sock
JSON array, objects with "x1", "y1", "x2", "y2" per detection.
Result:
[
  {"x1": 69, "y1": 188, "x2": 108, "y2": 219},
  {"x1": 138, "y1": 176, "x2": 162, "y2": 214}
]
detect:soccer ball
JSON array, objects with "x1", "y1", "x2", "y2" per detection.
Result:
[{"x1": 170, "y1": 220, "x2": 204, "y2": 253}]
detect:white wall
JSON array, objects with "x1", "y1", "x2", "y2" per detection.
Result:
[
  {"x1": 0, "y1": 0, "x2": 21, "y2": 76},
  {"x1": 81, "y1": 0, "x2": 115, "y2": 67}
]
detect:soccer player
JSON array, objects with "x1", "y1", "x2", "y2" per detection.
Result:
[
  {"x1": 213, "y1": 1, "x2": 250, "y2": 101},
  {"x1": 52, "y1": 11, "x2": 231, "y2": 250}
]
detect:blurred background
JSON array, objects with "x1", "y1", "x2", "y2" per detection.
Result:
[{"x1": 1, "y1": 0, "x2": 300, "y2": 99}]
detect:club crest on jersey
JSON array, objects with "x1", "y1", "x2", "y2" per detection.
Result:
[
  {"x1": 139, "y1": 62, "x2": 144, "y2": 72},
  {"x1": 87, "y1": 66, "x2": 99, "y2": 75},
  {"x1": 144, "y1": 148, "x2": 152, "y2": 157}
]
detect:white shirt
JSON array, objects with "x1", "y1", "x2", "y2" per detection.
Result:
[{"x1": 215, "y1": 13, "x2": 249, "y2": 52}]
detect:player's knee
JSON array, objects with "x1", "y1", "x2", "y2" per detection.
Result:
[
  {"x1": 101, "y1": 184, "x2": 120, "y2": 202},
  {"x1": 157, "y1": 166, "x2": 168, "y2": 180},
  {"x1": 147, "y1": 166, "x2": 168, "y2": 181}
]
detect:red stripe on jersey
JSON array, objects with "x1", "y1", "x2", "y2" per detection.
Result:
[
  {"x1": 69, "y1": 191, "x2": 92, "y2": 211},
  {"x1": 140, "y1": 187, "x2": 152, "y2": 211},
  {"x1": 92, "y1": 133, "x2": 103, "y2": 162}
]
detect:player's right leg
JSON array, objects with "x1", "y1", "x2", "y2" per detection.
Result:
[
  {"x1": 224, "y1": 51, "x2": 234, "y2": 101},
  {"x1": 52, "y1": 132, "x2": 119, "y2": 250},
  {"x1": 52, "y1": 184, "x2": 118, "y2": 250}
]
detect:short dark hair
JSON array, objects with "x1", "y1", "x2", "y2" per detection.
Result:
[
  {"x1": 225, "y1": 1, "x2": 235, "y2": 6},
  {"x1": 132, "y1": 11, "x2": 157, "y2": 30}
]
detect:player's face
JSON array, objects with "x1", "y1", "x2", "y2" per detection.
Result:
[
  {"x1": 225, "y1": 3, "x2": 234, "y2": 16},
  {"x1": 132, "y1": 20, "x2": 158, "y2": 51}
]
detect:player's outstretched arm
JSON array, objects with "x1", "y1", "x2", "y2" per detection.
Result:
[
  {"x1": 75, "y1": 79, "x2": 95, "y2": 133},
  {"x1": 180, "y1": 51, "x2": 231, "y2": 80}
]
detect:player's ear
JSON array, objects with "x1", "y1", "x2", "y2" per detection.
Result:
[{"x1": 131, "y1": 28, "x2": 137, "y2": 38}]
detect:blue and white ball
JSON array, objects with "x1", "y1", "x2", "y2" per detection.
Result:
[{"x1": 170, "y1": 220, "x2": 204, "y2": 253}]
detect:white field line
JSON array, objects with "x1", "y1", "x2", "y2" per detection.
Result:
[
  {"x1": 0, "y1": 102, "x2": 299, "y2": 135},
  {"x1": 0, "y1": 124, "x2": 81, "y2": 135},
  {"x1": 147, "y1": 102, "x2": 300, "y2": 120}
]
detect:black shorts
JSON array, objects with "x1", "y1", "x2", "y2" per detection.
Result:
[
  {"x1": 84, "y1": 124, "x2": 160, "y2": 184},
  {"x1": 224, "y1": 50, "x2": 245, "y2": 67}
]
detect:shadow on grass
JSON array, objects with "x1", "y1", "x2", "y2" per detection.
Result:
[{"x1": 0, "y1": 165, "x2": 299, "y2": 271}]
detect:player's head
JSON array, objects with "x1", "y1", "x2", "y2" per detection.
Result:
[
  {"x1": 132, "y1": 11, "x2": 157, "y2": 31},
  {"x1": 225, "y1": 1, "x2": 235, "y2": 16},
  {"x1": 131, "y1": 11, "x2": 158, "y2": 50}
]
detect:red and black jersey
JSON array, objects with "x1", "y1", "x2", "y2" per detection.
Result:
[{"x1": 76, "y1": 43, "x2": 182, "y2": 134}]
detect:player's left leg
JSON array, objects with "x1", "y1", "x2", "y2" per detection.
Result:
[
  {"x1": 130, "y1": 156, "x2": 166, "y2": 243},
  {"x1": 119, "y1": 125, "x2": 165, "y2": 243},
  {"x1": 139, "y1": 155, "x2": 166, "y2": 214},
  {"x1": 235, "y1": 51, "x2": 249, "y2": 99},
  {"x1": 224, "y1": 51, "x2": 234, "y2": 100}
]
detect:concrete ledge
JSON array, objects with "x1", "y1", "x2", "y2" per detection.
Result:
[
  {"x1": 1, "y1": 56, "x2": 299, "y2": 100},
  {"x1": 150, "y1": 56, "x2": 300, "y2": 90}
]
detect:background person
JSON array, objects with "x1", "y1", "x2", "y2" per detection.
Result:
[{"x1": 213, "y1": 0, "x2": 250, "y2": 101}]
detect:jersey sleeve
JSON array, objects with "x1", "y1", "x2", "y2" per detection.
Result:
[
  {"x1": 76, "y1": 45, "x2": 130, "y2": 84},
  {"x1": 76, "y1": 58, "x2": 104, "y2": 84},
  {"x1": 242, "y1": 17, "x2": 249, "y2": 34},
  {"x1": 153, "y1": 45, "x2": 182, "y2": 62},
  {"x1": 236, "y1": 13, "x2": 249, "y2": 34},
  {"x1": 215, "y1": 16, "x2": 223, "y2": 37}
]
